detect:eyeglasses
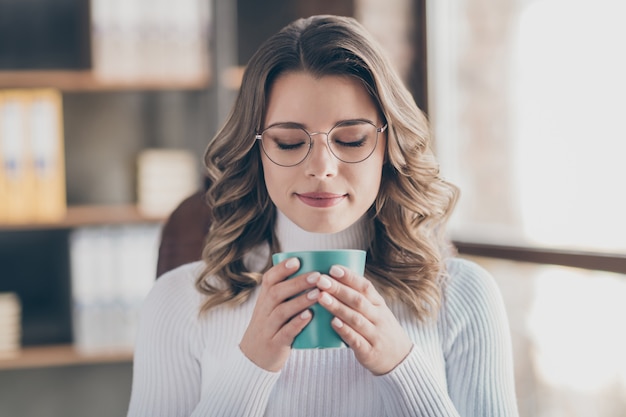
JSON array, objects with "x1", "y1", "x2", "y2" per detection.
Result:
[{"x1": 256, "y1": 119, "x2": 387, "y2": 167}]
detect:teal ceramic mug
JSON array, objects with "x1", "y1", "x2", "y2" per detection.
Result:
[{"x1": 272, "y1": 249, "x2": 367, "y2": 349}]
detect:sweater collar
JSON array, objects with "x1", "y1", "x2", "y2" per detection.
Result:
[{"x1": 274, "y1": 209, "x2": 371, "y2": 252}]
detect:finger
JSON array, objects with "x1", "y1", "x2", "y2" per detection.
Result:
[
  {"x1": 263, "y1": 257, "x2": 300, "y2": 286},
  {"x1": 328, "y1": 266, "x2": 385, "y2": 305},
  {"x1": 274, "y1": 308, "x2": 313, "y2": 346},
  {"x1": 269, "y1": 271, "x2": 321, "y2": 306},
  {"x1": 257, "y1": 270, "x2": 320, "y2": 337},
  {"x1": 253, "y1": 260, "x2": 306, "y2": 320},
  {"x1": 317, "y1": 274, "x2": 378, "y2": 320},
  {"x1": 253, "y1": 284, "x2": 318, "y2": 342},
  {"x1": 271, "y1": 288, "x2": 320, "y2": 326},
  {"x1": 318, "y1": 291, "x2": 378, "y2": 342},
  {"x1": 271, "y1": 289, "x2": 319, "y2": 343},
  {"x1": 330, "y1": 316, "x2": 371, "y2": 353}
]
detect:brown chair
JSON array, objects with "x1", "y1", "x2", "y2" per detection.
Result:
[{"x1": 156, "y1": 188, "x2": 212, "y2": 277}]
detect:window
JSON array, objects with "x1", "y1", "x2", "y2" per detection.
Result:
[{"x1": 428, "y1": 0, "x2": 626, "y2": 254}]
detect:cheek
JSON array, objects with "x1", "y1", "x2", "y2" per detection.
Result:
[
  {"x1": 367, "y1": 146, "x2": 386, "y2": 185},
  {"x1": 366, "y1": 157, "x2": 385, "y2": 199},
  {"x1": 261, "y1": 158, "x2": 286, "y2": 201},
  {"x1": 349, "y1": 158, "x2": 384, "y2": 199}
]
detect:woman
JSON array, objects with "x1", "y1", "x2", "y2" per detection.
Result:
[{"x1": 127, "y1": 15, "x2": 519, "y2": 417}]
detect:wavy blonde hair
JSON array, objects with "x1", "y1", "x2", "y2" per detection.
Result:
[{"x1": 199, "y1": 15, "x2": 459, "y2": 319}]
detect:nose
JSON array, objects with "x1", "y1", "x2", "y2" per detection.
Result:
[{"x1": 303, "y1": 134, "x2": 337, "y2": 178}]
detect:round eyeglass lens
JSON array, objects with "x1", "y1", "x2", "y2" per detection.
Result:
[
  {"x1": 260, "y1": 126, "x2": 311, "y2": 166},
  {"x1": 327, "y1": 122, "x2": 378, "y2": 163}
]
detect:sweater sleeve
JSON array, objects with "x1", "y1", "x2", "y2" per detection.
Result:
[
  {"x1": 126, "y1": 264, "x2": 205, "y2": 417},
  {"x1": 376, "y1": 344, "x2": 461, "y2": 416},
  {"x1": 442, "y1": 259, "x2": 519, "y2": 416},
  {"x1": 127, "y1": 263, "x2": 282, "y2": 417},
  {"x1": 374, "y1": 258, "x2": 519, "y2": 417}
]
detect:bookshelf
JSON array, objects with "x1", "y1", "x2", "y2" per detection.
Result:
[{"x1": 0, "y1": 0, "x2": 217, "y2": 375}]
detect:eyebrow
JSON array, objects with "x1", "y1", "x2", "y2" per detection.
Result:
[{"x1": 264, "y1": 118, "x2": 377, "y2": 131}]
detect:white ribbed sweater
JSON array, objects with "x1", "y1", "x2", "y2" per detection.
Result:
[{"x1": 127, "y1": 212, "x2": 519, "y2": 416}]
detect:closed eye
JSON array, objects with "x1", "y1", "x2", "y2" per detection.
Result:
[
  {"x1": 276, "y1": 140, "x2": 307, "y2": 151},
  {"x1": 334, "y1": 138, "x2": 367, "y2": 148}
]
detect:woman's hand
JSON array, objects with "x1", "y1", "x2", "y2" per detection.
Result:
[
  {"x1": 239, "y1": 258, "x2": 319, "y2": 372},
  {"x1": 313, "y1": 266, "x2": 414, "y2": 375}
]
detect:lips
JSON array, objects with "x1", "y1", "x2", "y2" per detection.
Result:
[{"x1": 296, "y1": 192, "x2": 347, "y2": 208}]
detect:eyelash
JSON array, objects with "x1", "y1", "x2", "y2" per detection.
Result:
[
  {"x1": 334, "y1": 138, "x2": 366, "y2": 148},
  {"x1": 277, "y1": 141, "x2": 306, "y2": 151}
]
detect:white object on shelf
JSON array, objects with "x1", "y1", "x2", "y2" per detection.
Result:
[
  {"x1": 137, "y1": 148, "x2": 199, "y2": 218},
  {"x1": 0, "y1": 292, "x2": 21, "y2": 359}
]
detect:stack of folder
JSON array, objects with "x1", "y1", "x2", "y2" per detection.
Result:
[
  {"x1": 0, "y1": 89, "x2": 66, "y2": 225},
  {"x1": 70, "y1": 224, "x2": 161, "y2": 353}
]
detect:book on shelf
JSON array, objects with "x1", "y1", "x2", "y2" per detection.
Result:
[
  {"x1": 69, "y1": 223, "x2": 161, "y2": 353},
  {"x1": 30, "y1": 90, "x2": 67, "y2": 222},
  {"x1": 0, "y1": 91, "x2": 34, "y2": 223},
  {"x1": 0, "y1": 89, "x2": 66, "y2": 225}
]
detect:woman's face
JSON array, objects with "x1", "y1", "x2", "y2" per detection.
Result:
[{"x1": 261, "y1": 71, "x2": 387, "y2": 233}]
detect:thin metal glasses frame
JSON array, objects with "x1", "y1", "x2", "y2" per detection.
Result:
[{"x1": 255, "y1": 120, "x2": 388, "y2": 167}]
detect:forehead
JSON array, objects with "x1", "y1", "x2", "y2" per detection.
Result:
[{"x1": 264, "y1": 71, "x2": 379, "y2": 129}]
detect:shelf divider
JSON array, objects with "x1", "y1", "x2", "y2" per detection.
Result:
[
  {"x1": 0, "y1": 344, "x2": 133, "y2": 370},
  {"x1": 0, "y1": 204, "x2": 166, "y2": 231},
  {"x1": 0, "y1": 70, "x2": 210, "y2": 92}
]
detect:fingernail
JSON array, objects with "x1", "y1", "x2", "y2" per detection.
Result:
[
  {"x1": 320, "y1": 293, "x2": 333, "y2": 305},
  {"x1": 300, "y1": 310, "x2": 312, "y2": 319},
  {"x1": 332, "y1": 317, "x2": 343, "y2": 328},
  {"x1": 318, "y1": 275, "x2": 332, "y2": 290},
  {"x1": 330, "y1": 265, "x2": 344, "y2": 278},
  {"x1": 306, "y1": 272, "x2": 320, "y2": 284},
  {"x1": 285, "y1": 258, "x2": 299, "y2": 269},
  {"x1": 307, "y1": 288, "x2": 320, "y2": 300}
]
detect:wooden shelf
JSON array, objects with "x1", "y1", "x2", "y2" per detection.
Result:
[
  {"x1": 0, "y1": 204, "x2": 166, "y2": 231},
  {"x1": 0, "y1": 344, "x2": 133, "y2": 370},
  {"x1": 0, "y1": 70, "x2": 210, "y2": 92}
]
